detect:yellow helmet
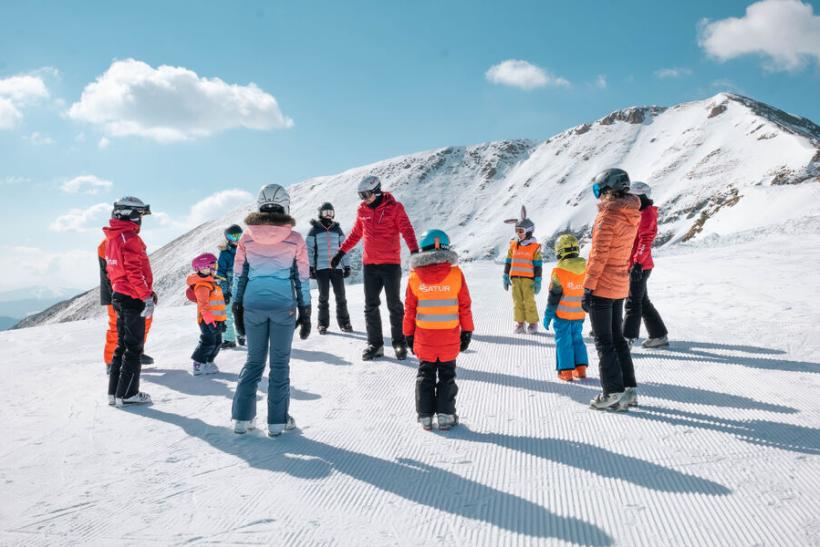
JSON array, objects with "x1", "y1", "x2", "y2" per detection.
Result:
[{"x1": 554, "y1": 233, "x2": 580, "y2": 260}]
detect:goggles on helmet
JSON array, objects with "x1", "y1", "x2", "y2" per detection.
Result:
[
  {"x1": 592, "y1": 183, "x2": 602, "y2": 199},
  {"x1": 321, "y1": 209, "x2": 335, "y2": 219},
  {"x1": 358, "y1": 190, "x2": 375, "y2": 201},
  {"x1": 226, "y1": 232, "x2": 241, "y2": 242}
]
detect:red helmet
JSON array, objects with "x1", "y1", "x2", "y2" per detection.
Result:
[{"x1": 191, "y1": 252, "x2": 217, "y2": 271}]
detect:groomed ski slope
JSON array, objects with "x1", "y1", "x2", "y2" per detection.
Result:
[{"x1": 1, "y1": 233, "x2": 819, "y2": 546}]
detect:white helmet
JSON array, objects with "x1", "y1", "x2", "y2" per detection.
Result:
[
  {"x1": 357, "y1": 175, "x2": 382, "y2": 199},
  {"x1": 257, "y1": 183, "x2": 290, "y2": 214},
  {"x1": 629, "y1": 181, "x2": 652, "y2": 198}
]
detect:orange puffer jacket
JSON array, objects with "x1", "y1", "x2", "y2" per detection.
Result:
[{"x1": 584, "y1": 194, "x2": 641, "y2": 299}]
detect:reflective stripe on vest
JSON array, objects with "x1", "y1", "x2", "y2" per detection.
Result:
[
  {"x1": 508, "y1": 241, "x2": 539, "y2": 278},
  {"x1": 196, "y1": 281, "x2": 227, "y2": 321},
  {"x1": 553, "y1": 266, "x2": 586, "y2": 320},
  {"x1": 409, "y1": 266, "x2": 462, "y2": 330}
]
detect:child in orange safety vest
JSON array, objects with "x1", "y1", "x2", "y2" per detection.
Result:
[
  {"x1": 542, "y1": 234, "x2": 589, "y2": 381},
  {"x1": 403, "y1": 229, "x2": 474, "y2": 431},
  {"x1": 503, "y1": 206, "x2": 542, "y2": 334},
  {"x1": 187, "y1": 253, "x2": 227, "y2": 376}
]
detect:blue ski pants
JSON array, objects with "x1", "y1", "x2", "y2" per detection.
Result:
[{"x1": 554, "y1": 317, "x2": 589, "y2": 371}]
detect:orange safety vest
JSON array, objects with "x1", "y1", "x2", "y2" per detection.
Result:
[
  {"x1": 191, "y1": 279, "x2": 227, "y2": 322},
  {"x1": 408, "y1": 266, "x2": 462, "y2": 330},
  {"x1": 553, "y1": 267, "x2": 586, "y2": 320},
  {"x1": 508, "y1": 240, "x2": 539, "y2": 278}
]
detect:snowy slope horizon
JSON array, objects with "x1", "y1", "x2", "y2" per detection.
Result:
[{"x1": 18, "y1": 91, "x2": 819, "y2": 328}]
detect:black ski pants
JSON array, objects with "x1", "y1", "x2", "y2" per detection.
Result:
[
  {"x1": 316, "y1": 268, "x2": 351, "y2": 328},
  {"x1": 588, "y1": 294, "x2": 637, "y2": 396},
  {"x1": 623, "y1": 268, "x2": 668, "y2": 340},
  {"x1": 192, "y1": 322, "x2": 223, "y2": 363},
  {"x1": 363, "y1": 264, "x2": 404, "y2": 347},
  {"x1": 416, "y1": 360, "x2": 458, "y2": 417},
  {"x1": 108, "y1": 293, "x2": 146, "y2": 398}
]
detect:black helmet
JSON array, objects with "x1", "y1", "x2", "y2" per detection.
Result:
[
  {"x1": 224, "y1": 224, "x2": 243, "y2": 243},
  {"x1": 318, "y1": 202, "x2": 335, "y2": 219},
  {"x1": 592, "y1": 168, "x2": 630, "y2": 198},
  {"x1": 112, "y1": 196, "x2": 151, "y2": 223}
]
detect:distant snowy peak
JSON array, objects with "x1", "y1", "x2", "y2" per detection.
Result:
[{"x1": 19, "y1": 92, "x2": 819, "y2": 328}]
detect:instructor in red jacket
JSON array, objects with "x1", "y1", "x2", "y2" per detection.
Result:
[
  {"x1": 331, "y1": 175, "x2": 419, "y2": 361},
  {"x1": 104, "y1": 196, "x2": 155, "y2": 407}
]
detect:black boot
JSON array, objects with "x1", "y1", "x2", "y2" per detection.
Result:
[
  {"x1": 140, "y1": 353, "x2": 154, "y2": 365},
  {"x1": 340, "y1": 323, "x2": 353, "y2": 333},
  {"x1": 393, "y1": 341, "x2": 408, "y2": 361},
  {"x1": 237, "y1": 335, "x2": 246, "y2": 347},
  {"x1": 362, "y1": 344, "x2": 384, "y2": 361},
  {"x1": 318, "y1": 325, "x2": 328, "y2": 335},
  {"x1": 220, "y1": 340, "x2": 237, "y2": 349}
]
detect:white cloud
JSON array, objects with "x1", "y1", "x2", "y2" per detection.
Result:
[
  {"x1": 49, "y1": 202, "x2": 111, "y2": 232},
  {"x1": 98, "y1": 136, "x2": 110, "y2": 149},
  {"x1": 595, "y1": 74, "x2": 607, "y2": 89},
  {"x1": 0, "y1": 74, "x2": 50, "y2": 129},
  {"x1": 0, "y1": 246, "x2": 97, "y2": 293},
  {"x1": 24, "y1": 131, "x2": 55, "y2": 145},
  {"x1": 60, "y1": 175, "x2": 113, "y2": 195},
  {"x1": 485, "y1": 60, "x2": 570, "y2": 90},
  {"x1": 185, "y1": 189, "x2": 253, "y2": 226},
  {"x1": 655, "y1": 67, "x2": 693, "y2": 79},
  {"x1": 698, "y1": 0, "x2": 820, "y2": 71},
  {"x1": 1, "y1": 176, "x2": 29, "y2": 185},
  {"x1": 67, "y1": 59, "x2": 295, "y2": 143}
]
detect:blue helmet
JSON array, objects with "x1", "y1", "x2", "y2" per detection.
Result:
[{"x1": 419, "y1": 229, "x2": 450, "y2": 251}]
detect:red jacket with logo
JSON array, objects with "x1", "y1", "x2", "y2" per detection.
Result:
[
  {"x1": 340, "y1": 192, "x2": 419, "y2": 265},
  {"x1": 102, "y1": 219, "x2": 153, "y2": 301},
  {"x1": 629, "y1": 205, "x2": 657, "y2": 270},
  {"x1": 403, "y1": 251, "x2": 474, "y2": 363}
]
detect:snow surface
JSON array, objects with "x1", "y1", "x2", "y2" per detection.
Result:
[
  {"x1": 1, "y1": 233, "x2": 819, "y2": 546},
  {"x1": 19, "y1": 92, "x2": 820, "y2": 328}
]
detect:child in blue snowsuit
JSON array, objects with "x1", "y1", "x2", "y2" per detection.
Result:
[
  {"x1": 217, "y1": 224, "x2": 243, "y2": 348},
  {"x1": 543, "y1": 234, "x2": 589, "y2": 381}
]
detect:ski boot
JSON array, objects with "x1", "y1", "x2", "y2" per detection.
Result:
[
  {"x1": 620, "y1": 387, "x2": 638, "y2": 408},
  {"x1": 437, "y1": 414, "x2": 459, "y2": 431},
  {"x1": 140, "y1": 353, "x2": 155, "y2": 366},
  {"x1": 419, "y1": 416, "x2": 433, "y2": 431},
  {"x1": 589, "y1": 392, "x2": 626, "y2": 411},
  {"x1": 205, "y1": 362, "x2": 220, "y2": 375},
  {"x1": 318, "y1": 325, "x2": 328, "y2": 335},
  {"x1": 557, "y1": 370, "x2": 574, "y2": 382},
  {"x1": 573, "y1": 365, "x2": 588, "y2": 379},
  {"x1": 393, "y1": 341, "x2": 408, "y2": 361},
  {"x1": 268, "y1": 415, "x2": 297, "y2": 437},
  {"x1": 193, "y1": 361, "x2": 205, "y2": 376},
  {"x1": 513, "y1": 322, "x2": 526, "y2": 334},
  {"x1": 220, "y1": 340, "x2": 237, "y2": 349},
  {"x1": 108, "y1": 394, "x2": 116, "y2": 406},
  {"x1": 340, "y1": 323, "x2": 354, "y2": 333},
  {"x1": 642, "y1": 336, "x2": 669, "y2": 349},
  {"x1": 527, "y1": 323, "x2": 538, "y2": 334},
  {"x1": 234, "y1": 418, "x2": 256, "y2": 434},
  {"x1": 115, "y1": 392, "x2": 152, "y2": 407},
  {"x1": 626, "y1": 338, "x2": 637, "y2": 348},
  {"x1": 362, "y1": 344, "x2": 384, "y2": 361},
  {"x1": 237, "y1": 335, "x2": 246, "y2": 347}
]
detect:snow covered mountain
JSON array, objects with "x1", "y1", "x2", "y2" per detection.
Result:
[{"x1": 18, "y1": 92, "x2": 819, "y2": 328}]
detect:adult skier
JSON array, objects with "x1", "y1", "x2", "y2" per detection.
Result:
[
  {"x1": 305, "y1": 202, "x2": 353, "y2": 334},
  {"x1": 622, "y1": 182, "x2": 669, "y2": 349},
  {"x1": 217, "y1": 224, "x2": 244, "y2": 348},
  {"x1": 330, "y1": 175, "x2": 419, "y2": 360},
  {"x1": 231, "y1": 184, "x2": 311, "y2": 437},
  {"x1": 103, "y1": 196, "x2": 155, "y2": 407},
  {"x1": 582, "y1": 168, "x2": 641, "y2": 411}
]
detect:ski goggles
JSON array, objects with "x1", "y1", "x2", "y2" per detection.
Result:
[
  {"x1": 592, "y1": 183, "x2": 602, "y2": 199},
  {"x1": 358, "y1": 190, "x2": 375, "y2": 200},
  {"x1": 226, "y1": 232, "x2": 241, "y2": 242},
  {"x1": 320, "y1": 209, "x2": 335, "y2": 218},
  {"x1": 515, "y1": 228, "x2": 527, "y2": 234}
]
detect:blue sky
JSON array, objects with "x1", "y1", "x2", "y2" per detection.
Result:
[{"x1": 0, "y1": 0, "x2": 818, "y2": 292}]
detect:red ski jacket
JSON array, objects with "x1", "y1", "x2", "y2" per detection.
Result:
[
  {"x1": 629, "y1": 205, "x2": 657, "y2": 270},
  {"x1": 340, "y1": 193, "x2": 419, "y2": 265},
  {"x1": 403, "y1": 253, "x2": 474, "y2": 363},
  {"x1": 102, "y1": 219, "x2": 153, "y2": 301}
]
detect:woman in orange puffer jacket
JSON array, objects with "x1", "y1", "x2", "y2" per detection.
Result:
[{"x1": 582, "y1": 168, "x2": 641, "y2": 411}]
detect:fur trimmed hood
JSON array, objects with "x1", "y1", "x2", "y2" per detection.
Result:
[
  {"x1": 245, "y1": 211, "x2": 296, "y2": 227},
  {"x1": 410, "y1": 248, "x2": 458, "y2": 269}
]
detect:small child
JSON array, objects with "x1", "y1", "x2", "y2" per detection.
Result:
[
  {"x1": 187, "y1": 253, "x2": 227, "y2": 376},
  {"x1": 404, "y1": 229, "x2": 474, "y2": 431},
  {"x1": 217, "y1": 224, "x2": 244, "y2": 348},
  {"x1": 503, "y1": 206, "x2": 542, "y2": 334},
  {"x1": 543, "y1": 234, "x2": 589, "y2": 381}
]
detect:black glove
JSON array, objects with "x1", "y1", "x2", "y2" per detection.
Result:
[
  {"x1": 406, "y1": 335, "x2": 414, "y2": 354},
  {"x1": 224, "y1": 292, "x2": 231, "y2": 305},
  {"x1": 309, "y1": 267, "x2": 317, "y2": 279},
  {"x1": 343, "y1": 266, "x2": 351, "y2": 278},
  {"x1": 330, "y1": 250, "x2": 345, "y2": 269},
  {"x1": 630, "y1": 263, "x2": 643, "y2": 282},
  {"x1": 581, "y1": 288, "x2": 593, "y2": 313},
  {"x1": 296, "y1": 306, "x2": 311, "y2": 340},
  {"x1": 232, "y1": 301, "x2": 245, "y2": 334},
  {"x1": 219, "y1": 321, "x2": 227, "y2": 333},
  {"x1": 460, "y1": 331, "x2": 472, "y2": 352}
]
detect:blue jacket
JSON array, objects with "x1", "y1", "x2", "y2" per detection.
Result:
[
  {"x1": 306, "y1": 219, "x2": 350, "y2": 270},
  {"x1": 216, "y1": 243, "x2": 237, "y2": 296},
  {"x1": 232, "y1": 212, "x2": 311, "y2": 323}
]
